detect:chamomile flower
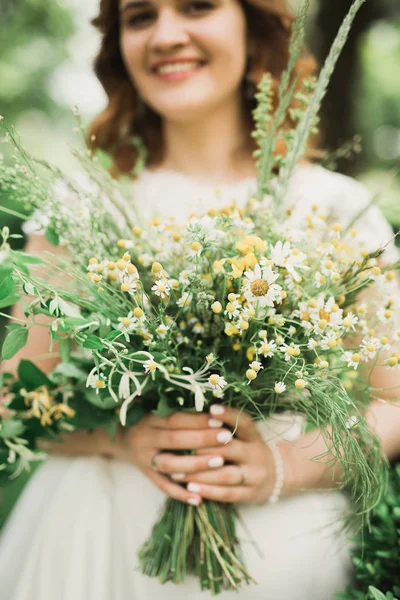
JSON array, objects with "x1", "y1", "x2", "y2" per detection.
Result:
[
  {"x1": 177, "y1": 292, "x2": 193, "y2": 309},
  {"x1": 86, "y1": 371, "x2": 107, "y2": 394},
  {"x1": 143, "y1": 358, "x2": 159, "y2": 374},
  {"x1": 259, "y1": 339, "x2": 277, "y2": 358},
  {"x1": 342, "y1": 312, "x2": 358, "y2": 331},
  {"x1": 341, "y1": 351, "x2": 362, "y2": 370},
  {"x1": 155, "y1": 324, "x2": 169, "y2": 338},
  {"x1": 269, "y1": 240, "x2": 308, "y2": 281},
  {"x1": 274, "y1": 381, "x2": 286, "y2": 394},
  {"x1": 243, "y1": 263, "x2": 282, "y2": 308},
  {"x1": 151, "y1": 279, "x2": 171, "y2": 299},
  {"x1": 117, "y1": 312, "x2": 137, "y2": 339},
  {"x1": 360, "y1": 337, "x2": 381, "y2": 361},
  {"x1": 280, "y1": 343, "x2": 301, "y2": 361},
  {"x1": 208, "y1": 374, "x2": 227, "y2": 392}
]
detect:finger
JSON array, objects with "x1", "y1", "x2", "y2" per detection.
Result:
[
  {"x1": 154, "y1": 452, "x2": 225, "y2": 475},
  {"x1": 196, "y1": 440, "x2": 246, "y2": 463},
  {"x1": 146, "y1": 412, "x2": 212, "y2": 430},
  {"x1": 208, "y1": 405, "x2": 259, "y2": 442},
  {"x1": 145, "y1": 468, "x2": 202, "y2": 506},
  {"x1": 185, "y1": 465, "x2": 253, "y2": 486},
  {"x1": 155, "y1": 427, "x2": 233, "y2": 450},
  {"x1": 185, "y1": 481, "x2": 253, "y2": 504}
]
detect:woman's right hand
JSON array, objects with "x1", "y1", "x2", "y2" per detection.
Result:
[{"x1": 117, "y1": 412, "x2": 229, "y2": 506}]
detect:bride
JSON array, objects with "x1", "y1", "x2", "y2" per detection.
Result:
[{"x1": 1, "y1": 0, "x2": 400, "y2": 598}]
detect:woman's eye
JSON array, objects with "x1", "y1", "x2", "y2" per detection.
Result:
[{"x1": 126, "y1": 12, "x2": 154, "y2": 28}]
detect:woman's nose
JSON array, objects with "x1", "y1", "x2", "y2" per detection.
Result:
[{"x1": 149, "y1": 10, "x2": 190, "y2": 52}]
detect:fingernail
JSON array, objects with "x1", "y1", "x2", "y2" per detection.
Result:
[
  {"x1": 210, "y1": 404, "x2": 224, "y2": 416},
  {"x1": 171, "y1": 473, "x2": 185, "y2": 481},
  {"x1": 187, "y1": 497, "x2": 201, "y2": 506},
  {"x1": 187, "y1": 482, "x2": 201, "y2": 493},
  {"x1": 208, "y1": 418, "x2": 223, "y2": 428},
  {"x1": 217, "y1": 430, "x2": 232, "y2": 444},
  {"x1": 208, "y1": 456, "x2": 224, "y2": 468}
]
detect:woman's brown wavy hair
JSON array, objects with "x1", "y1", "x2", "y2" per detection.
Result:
[{"x1": 88, "y1": 0, "x2": 319, "y2": 177}]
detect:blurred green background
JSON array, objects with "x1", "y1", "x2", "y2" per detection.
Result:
[{"x1": 0, "y1": 0, "x2": 399, "y2": 551}]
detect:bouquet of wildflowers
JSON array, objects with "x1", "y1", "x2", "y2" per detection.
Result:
[{"x1": 1, "y1": 0, "x2": 399, "y2": 593}]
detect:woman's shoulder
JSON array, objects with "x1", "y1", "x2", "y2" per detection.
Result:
[
  {"x1": 291, "y1": 164, "x2": 398, "y2": 261},
  {"x1": 289, "y1": 163, "x2": 371, "y2": 214}
]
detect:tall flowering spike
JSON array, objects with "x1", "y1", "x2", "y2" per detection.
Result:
[{"x1": 251, "y1": 73, "x2": 274, "y2": 174}]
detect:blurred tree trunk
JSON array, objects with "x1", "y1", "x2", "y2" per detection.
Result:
[{"x1": 313, "y1": 0, "x2": 387, "y2": 175}]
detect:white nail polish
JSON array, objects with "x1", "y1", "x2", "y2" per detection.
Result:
[
  {"x1": 187, "y1": 482, "x2": 201, "y2": 493},
  {"x1": 187, "y1": 497, "x2": 200, "y2": 506},
  {"x1": 208, "y1": 418, "x2": 223, "y2": 428},
  {"x1": 210, "y1": 404, "x2": 224, "y2": 416},
  {"x1": 217, "y1": 430, "x2": 232, "y2": 444},
  {"x1": 171, "y1": 473, "x2": 185, "y2": 481},
  {"x1": 208, "y1": 456, "x2": 224, "y2": 468}
]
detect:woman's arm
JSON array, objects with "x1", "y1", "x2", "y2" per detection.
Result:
[{"x1": 0, "y1": 234, "x2": 65, "y2": 381}]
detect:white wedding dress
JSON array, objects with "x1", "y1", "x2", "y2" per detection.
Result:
[{"x1": 0, "y1": 164, "x2": 397, "y2": 600}]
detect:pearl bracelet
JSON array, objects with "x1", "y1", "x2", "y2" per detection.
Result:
[{"x1": 267, "y1": 441, "x2": 285, "y2": 504}]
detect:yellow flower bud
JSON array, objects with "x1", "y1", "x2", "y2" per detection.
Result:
[
  {"x1": 116, "y1": 260, "x2": 126, "y2": 271},
  {"x1": 295, "y1": 379, "x2": 307, "y2": 390},
  {"x1": 133, "y1": 307, "x2": 144, "y2": 318},
  {"x1": 151, "y1": 262, "x2": 163, "y2": 275},
  {"x1": 246, "y1": 369, "x2": 257, "y2": 381},
  {"x1": 211, "y1": 301, "x2": 222, "y2": 314},
  {"x1": 117, "y1": 239, "x2": 127, "y2": 249},
  {"x1": 132, "y1": 226, "x2": 142, "y2": 236},
  {"x1": 121, "y1": 283, "x2": 131, "y2": 292},
  {"x1": 89, "y1": 257, "x2": 98, "y2": 265}
]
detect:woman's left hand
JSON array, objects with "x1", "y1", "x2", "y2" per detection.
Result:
[{"x1": 183, "y1": 405, "x2": 290, "y2": 505}]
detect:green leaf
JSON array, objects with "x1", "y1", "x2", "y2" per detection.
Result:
[
  {"x1": 45, "y1": 226, "x2": 60, "y2": 246},
  {"x1": 17, "y1": 359, "x2": 52, "y2": 390},
  {"x1": 0, "y1": 419, "x2": 25, "y2": 439},
  {"x1": 369, "y1": 587, "x2": 388, "y2": 600},
  {"x1": 0, "y1": 293, "x2": 20, "y2": 309},
  {"x1": 107, "y1": 330, "x2": 122, "y2": 341},
  {"x1": 152, "y1": 396, "x2": 175, "y2": 418},
  {"x1": 1, "y1": 326, "x2": 28, "y2": 360},
  {"x1": 80, "y1": 334, "x2": 104, "y2": 350},
  {"x1": 59, "y1": 338, "x2": 72, "y2": 363},
  {"x1": 85, "y1": 388, "x2": 118, "y2": 410},
  {"x1": 57, "y1": 317, "x2": 91, "y2": 331},
  {"x1": 0, "y1": 275, "x2": 16, "y2": 300},
  {"x1": 13, "y1": 252, "x2": 44, "y2": 265},
  {"x1": 51, "y1": 362, "x2": 87, "y2": 381}
]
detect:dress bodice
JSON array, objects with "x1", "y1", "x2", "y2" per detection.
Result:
[{"x1": 132, "y1": 164, "x2": 398, "y2": 262}]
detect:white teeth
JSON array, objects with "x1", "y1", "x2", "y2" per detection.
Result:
[{"x1": 155, "y1": 61, "x2": 202, "y2": 75}]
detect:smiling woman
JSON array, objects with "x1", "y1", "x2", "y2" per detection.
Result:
[{"x1": 88, "y1": 0, "x2": 318, "y2": 176}]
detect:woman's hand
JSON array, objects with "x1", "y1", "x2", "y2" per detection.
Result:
[
  {"x1": 179, "y1": 405, "x2": 288, "y2": 505},
  {"x1": 118, "y1": 411, "x2": 239, "y2": 506}
]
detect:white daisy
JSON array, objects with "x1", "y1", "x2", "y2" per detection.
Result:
[
  {"x1": 274, "y1": 381, "x2": 286, "y2": 394},
  {"x1": 208, "y1": 374, "x2": 227, "y2": 392},
  {"x1": 151, "y1": 279, "x2": 171, "y2": 299},
  {"x1": 270, "y1": 240, "x2": 308, "y2": 281},
  {"x1": 360, "y1": 337, "x2": 381, "y2": 361},
  {"x1": 243, "y1": 263, "x2": 282, "y2": 308}
]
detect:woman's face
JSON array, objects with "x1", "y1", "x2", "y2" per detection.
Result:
[{"x1": 119, "y1": 0, "x2": 248, "y2": 123}]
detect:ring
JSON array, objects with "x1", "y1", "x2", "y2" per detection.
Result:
[
  {"x1": 151, "y1": 452, "x2": 161, "y2": 471},
  {"x1": 239, "y1": 466, "x2": 247, "y2": 485}
]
